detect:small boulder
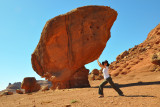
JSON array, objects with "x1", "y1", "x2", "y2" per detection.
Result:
[
  {"x1": 16, "y1": 89, "x2": 23, "y2": 94},
  {"x1": 21, "y1": 77, "x2": 41, "y2": 93}
]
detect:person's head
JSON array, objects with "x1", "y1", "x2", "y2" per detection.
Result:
[{"x1": 102, "y1": 60, "x2": 110, "y2": 66}]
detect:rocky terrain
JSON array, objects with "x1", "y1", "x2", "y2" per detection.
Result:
[
  {"x1": 88, "y1": 24, "x2": 160, "y2": 81},
  {"x1": 109, "y1": 24, "x2": 160, "y2": 76}
]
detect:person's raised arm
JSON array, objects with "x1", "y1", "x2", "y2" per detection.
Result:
[{"x1": 97, "y1": 58, "x2": 106, "y2": 69}]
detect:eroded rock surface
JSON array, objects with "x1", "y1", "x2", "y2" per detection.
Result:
[{"x1": 31, "y1": 6, "x2": 117, "y2": 89}]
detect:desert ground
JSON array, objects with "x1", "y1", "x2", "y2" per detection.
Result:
[{"x1": 0, "y1": 71, "x2": 160, "y2": 107}]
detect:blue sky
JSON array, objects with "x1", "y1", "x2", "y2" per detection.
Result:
[{"x1": 0, "y1": 0, "x2": 159, "y2": 91}]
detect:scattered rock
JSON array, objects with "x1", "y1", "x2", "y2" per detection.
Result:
[
  {"x1": 138, "y1": 48, "x2": 146, "y2": 53},
  {"x1": 0, "y1": 91, "x2": 13, "y2": 96},
  {"x1": 151, "y1": 52, "x2": 160, "y2": 65},
  {"x1": 116, "y1": 51, "x2": 129, "y2": 61},
  {"x1": 65, "y1": 104, "x2": 71, "y2": 107}
]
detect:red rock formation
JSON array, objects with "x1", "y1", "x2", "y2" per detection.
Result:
[
  {"x1": 109, "y1": 24, "x2": 160, "y2": 76},
  {"x1": 31, "y1": 6, "x2": 117, "y2": 89},
  {"x1": 69, "y1": 66, "x2": 90, "y2": 88},
  {"x1": 21, "y1": 77, "x2": 41, "y2": 93}
]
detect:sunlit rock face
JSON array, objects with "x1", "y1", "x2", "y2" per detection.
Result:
[{"x1": 31, "y1": 6, "x2": 117, "y2": 89}]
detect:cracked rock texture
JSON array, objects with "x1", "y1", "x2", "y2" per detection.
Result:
[{"x1": 31, "y1": 6, "x2": 117, "y2": 89}]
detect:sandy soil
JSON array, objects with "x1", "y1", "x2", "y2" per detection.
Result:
[{"x1": 0, "y1": 72, "x2": 160, "y2": 107}]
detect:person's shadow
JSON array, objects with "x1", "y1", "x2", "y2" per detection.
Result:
[
  {"x1": 92, "y1": 81, "x2": 160, "y2": 88},
  {"x1": 92, "y1": 81, "x2": 160, "y2": 98},
  {"x1": 107, "y1": 95, "x2": 156, "y2": 97}
]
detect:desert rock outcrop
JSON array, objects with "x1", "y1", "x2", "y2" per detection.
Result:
[
  {"x1": 109, "y1": 24, "x2": 160, "y2": 76},
  {"x1": 31, "y1": 6, "x2": 117, "y2": 89},
  {"x1": 21, "y1": 77, "x2": 41, "y2": 93}
]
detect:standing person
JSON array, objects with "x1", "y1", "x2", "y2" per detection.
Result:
[{"x1": 97, "y1": 58, "x2": 124, "y2": 98}]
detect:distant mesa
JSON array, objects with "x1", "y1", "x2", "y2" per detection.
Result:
[
  {"x1": 31, "y1": 6, "x2": 117, "y2": 89},
  {"x1": 7, "y1": 82, "x2": 21, "y2": 90}
]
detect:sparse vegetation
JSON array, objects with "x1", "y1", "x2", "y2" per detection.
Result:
[{"x1": 71, "y1": 100, "x2": 78, "y2": 104}]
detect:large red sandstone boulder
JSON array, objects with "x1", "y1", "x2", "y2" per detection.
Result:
[
  {"x1": 31, "y1": 6, "x2": 117, "y2": 89},
  {"x1": 21, "y1": 77, "x2": 41, "y2": 93}
]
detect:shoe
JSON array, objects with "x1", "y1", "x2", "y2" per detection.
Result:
[
  {"x1": 119, "y1": 93, "x2": 124, "y2": 96},
  {"x1": 98, "y1": 95, "x2": 104, "y2": 98}
]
